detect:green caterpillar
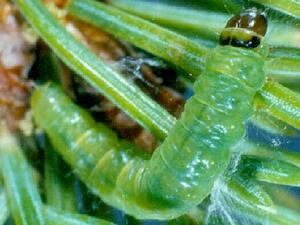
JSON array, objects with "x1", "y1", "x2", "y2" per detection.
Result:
[{"x1": 31, "y1": 9, "x2": 267, "y2": 220}]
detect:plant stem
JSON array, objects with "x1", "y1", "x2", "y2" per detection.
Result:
[
  {"x1": 269, "y1": 47, "x2": 300, "y2": 61},
  {"x1": 251, "y1": 0, "x2": 300, "y2": 19},
  {"x1": 44, "y1": 207, "x2": 115, "y2": 225},
  {"x1": 268, "y1": 47, "x2": 300, "y2": 86},
  {"x1": 273, "y1": 206, "x2": 300, "y2": 225},
  {"x1": 221, "y1": 176, "x2": 276, "y2": 222},
  {"x1": 68, "y1": 0, "x2": 300, "y2": 131},
  {"x1": 15, "y1": 0, "x2": 175, "y2": 140},
  {"x1": 0, "y1": 123, "x2": 46, "y2": 225},
  {"x1": 234, "y1": 140, "x2": 300, "y2": 168},
  {"x1": 250, "y1": 113, "x2": 300, "y2": 137},
  {"x1": 254, "y1": 80, "x2": 300, "y2": 131},
  {"x1": 110, "y1": 0, "x2": 226, "y2": 42},
  {"x1": 205, "y1": 173, "x2": 298, "y2": 225},
  {"x1": 233, "y1": 140, "x2": 300, "y2": 186},
  {"x1": 219, "y1": 176, "x2": 299, "y2": 225},
  {"x1": 264, "y1": 184, "x2": 300, "y2": 211},
  {"x1": 265, "y1": 58, "x2": 300, "y2": 84},
  {"x1": 68, "y1": 0, "x2": 207, "y2": 76},
  {"x1": 0, "y1": 191, "x2": 9, "y2": 225},
  {"x1": 239, "y1": 156, "x2": 300, "y2": 187},
  {"x1": 0, "y1": 192, "x2": 115, "y2": 225}
]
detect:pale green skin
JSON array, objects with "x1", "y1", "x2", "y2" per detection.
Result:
[{"x1": 32, "y1": 45, "x2": 265, "y2": 220}]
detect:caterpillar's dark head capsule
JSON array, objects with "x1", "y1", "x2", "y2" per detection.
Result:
[{"x1": 220, "y1": 8, "x2": 267, "y2": 48}]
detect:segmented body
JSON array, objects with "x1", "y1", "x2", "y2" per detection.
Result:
[{"x1": 31, "y1": 44, "x2": 265, "y2": 220}]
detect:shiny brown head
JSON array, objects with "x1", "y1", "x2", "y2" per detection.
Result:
[{"x1": 220, "y1": 8, "x2": 267, "y2": 48}]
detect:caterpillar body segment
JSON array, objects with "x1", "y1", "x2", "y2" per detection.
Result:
[
  {"x1": 32, "y1": 46, "x2": 265, "y2": 219},
  {"x1": 142, "y1": 45, "x2": 265, "y2": 208}
]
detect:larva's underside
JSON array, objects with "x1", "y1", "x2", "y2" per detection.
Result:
[{"x1": 31, "y1": 46, "x2": 265, "y2": 220}]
